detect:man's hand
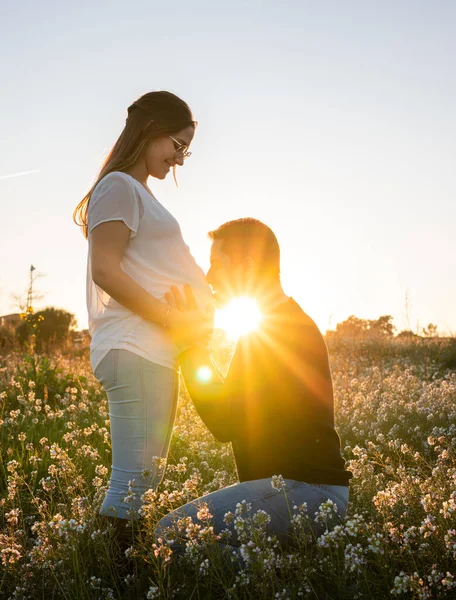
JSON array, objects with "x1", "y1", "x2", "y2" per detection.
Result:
[
  {"x1": 165, "y1": 284, "x2": 198, "y2": 313},
  {"x1": 165, "y1": 285, "x2": 213, "y2": 349}
]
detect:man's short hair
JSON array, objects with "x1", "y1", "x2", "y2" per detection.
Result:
[{"x1": 208, "y1": 218, "x2": 281, "y2": 276}]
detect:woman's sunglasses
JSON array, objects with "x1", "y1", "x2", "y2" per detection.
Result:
[{"x1": 169, "y1": 136, "x2": 192, "y2": 159}]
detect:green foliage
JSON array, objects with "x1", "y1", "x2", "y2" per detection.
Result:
[
  {"x1": 15, "y1": 307, "x2": 44, "y2": 348},
  {"x1": 15, "y1": 306, "x2": 76, "y2": 352},
  {"x1": 36, "y1": 307, "x2": 77, "y2": 341},
  {"x1": 441, "y1": 338, "x2": 456, "y2": 370},
  {"x1": 14, "y1": 352, "x2": 84, "y2": 403},
  {"x1": 0, "y1": 326, "x2": 15, "y2": 352}
]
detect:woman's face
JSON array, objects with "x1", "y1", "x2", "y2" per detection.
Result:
[{"x1": 144, "y1": 125, "x2": 195, "y2": 180}]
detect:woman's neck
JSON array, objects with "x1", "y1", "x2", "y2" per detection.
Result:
[{"x1": 125, "y1": 161, "x2": 149, "y2": 186}]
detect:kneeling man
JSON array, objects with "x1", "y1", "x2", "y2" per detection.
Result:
[{"x1": 156, "y1": 218, "x2": 351, "y2": 550}]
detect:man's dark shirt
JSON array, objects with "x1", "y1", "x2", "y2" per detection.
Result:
[{"x1": 180, "y1": 298, "x2": 352, "y2": 486}]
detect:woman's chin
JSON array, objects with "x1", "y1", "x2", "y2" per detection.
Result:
[
  {"x1": 162, "y1": 165, "x2": 172, "y2": 180},
  {"x1": 149, "y1": 165, "x2": 169, "y2": 180}
]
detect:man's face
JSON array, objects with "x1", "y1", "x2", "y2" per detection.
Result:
[{"x1": 206, "y1": 240, "x2": 243, "y2": 308}]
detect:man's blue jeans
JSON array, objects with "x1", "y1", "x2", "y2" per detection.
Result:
[{"x1": 156, "y1": 478, "x2": 349, "y2": 549}]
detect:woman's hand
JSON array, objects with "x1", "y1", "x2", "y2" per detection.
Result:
[{"x1": 165, "y1": 285, "x2": 213, "y2": 349}]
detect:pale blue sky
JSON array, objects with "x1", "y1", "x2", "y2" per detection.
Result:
[{"x1": 1, "y1": 0, "x2": 455, "y2": 334}]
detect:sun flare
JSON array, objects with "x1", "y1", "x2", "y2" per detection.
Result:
[{"x1": 214, "y1": 296, "x2": 263, "y2": 339}]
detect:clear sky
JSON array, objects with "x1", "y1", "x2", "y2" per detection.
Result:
[{"x1": 1, "y1": 0, "x2": 455, "y2": 334}]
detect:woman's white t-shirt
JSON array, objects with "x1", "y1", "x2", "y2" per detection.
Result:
[{"x1": 86, "y1": 171, "x2": 214, "y2": 372}]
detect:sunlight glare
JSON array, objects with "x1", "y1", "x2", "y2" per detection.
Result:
[
  {"x1": 196, "y1": 366, "x2": 213, "y2": 383},
  {"x1": 214, "y1": 296, "x2": 263, "y2": 339}
]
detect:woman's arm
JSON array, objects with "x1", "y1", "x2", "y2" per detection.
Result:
[{"x1": 91, "y1": 220, "x2": 208, "y2": 339}]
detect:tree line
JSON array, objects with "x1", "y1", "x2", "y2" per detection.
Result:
[{"x1": 326, "y1": 315, "x2": 440, "y2": 340}]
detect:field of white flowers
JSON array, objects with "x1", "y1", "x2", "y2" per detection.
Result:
[{"x1": 1, "y1": 338, "x2": 456, "y2": 600}]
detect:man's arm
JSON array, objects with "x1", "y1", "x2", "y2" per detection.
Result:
[
  {"x1": 179, "y1": 344, "x2": 244, "y2": 443},
  {"x1": 165, "y1": 284, "x2": 245, "y2": 443}
]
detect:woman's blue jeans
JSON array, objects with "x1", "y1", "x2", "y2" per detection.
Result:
[
  {"x1": 94, "y1": 349, "x2": 178, "y2": 520},
  {"x1": 156, "y1": 478, "x2": 349, "y2": 550}
]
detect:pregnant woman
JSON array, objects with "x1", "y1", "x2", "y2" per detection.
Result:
[{"x1": 73, "y1": 91, "x2": 213, "y2": 546}]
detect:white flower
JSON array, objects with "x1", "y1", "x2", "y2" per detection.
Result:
[
  {"x1": 147, "y1": 585, "x2": 159, "y2": 599},
  {"x1": 271, "y1": 475, "x2": 286, "y2": 491}
]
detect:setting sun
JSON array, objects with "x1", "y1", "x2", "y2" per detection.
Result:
[{"x1": 214, "y1": 296, "x2": 263, "y2": 339}]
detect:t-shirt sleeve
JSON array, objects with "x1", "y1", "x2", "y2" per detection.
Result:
[{"x1": 88, "y1": 173, "x2": 140, "y2": 237}]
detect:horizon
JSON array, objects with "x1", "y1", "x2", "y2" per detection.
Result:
[{"x1": 0, "y1": 298, "x2": 448, "y2": 337}]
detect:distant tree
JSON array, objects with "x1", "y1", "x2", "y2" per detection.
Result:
[
  {"x1": 333, "y1": 315, "x2": 369, "y2": 339},
  {"x1": 329, "y1": 315, "x2": 396, "y2": 340},
  {"x1": 422, "y1": 323, "x2": 439, "y2": 338},
  {"x1": 16, "y1": 307, "x2": 77, "y2": 351},
  {"x1": 368, "y1": 315, "x2": 395, "y2": 338},
  {"x1": 396, "y1": 330, "x2": 419, "y2": 339},
  {"x1": 36, "y1": 308, "x2": 77, "y2": 345}
]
